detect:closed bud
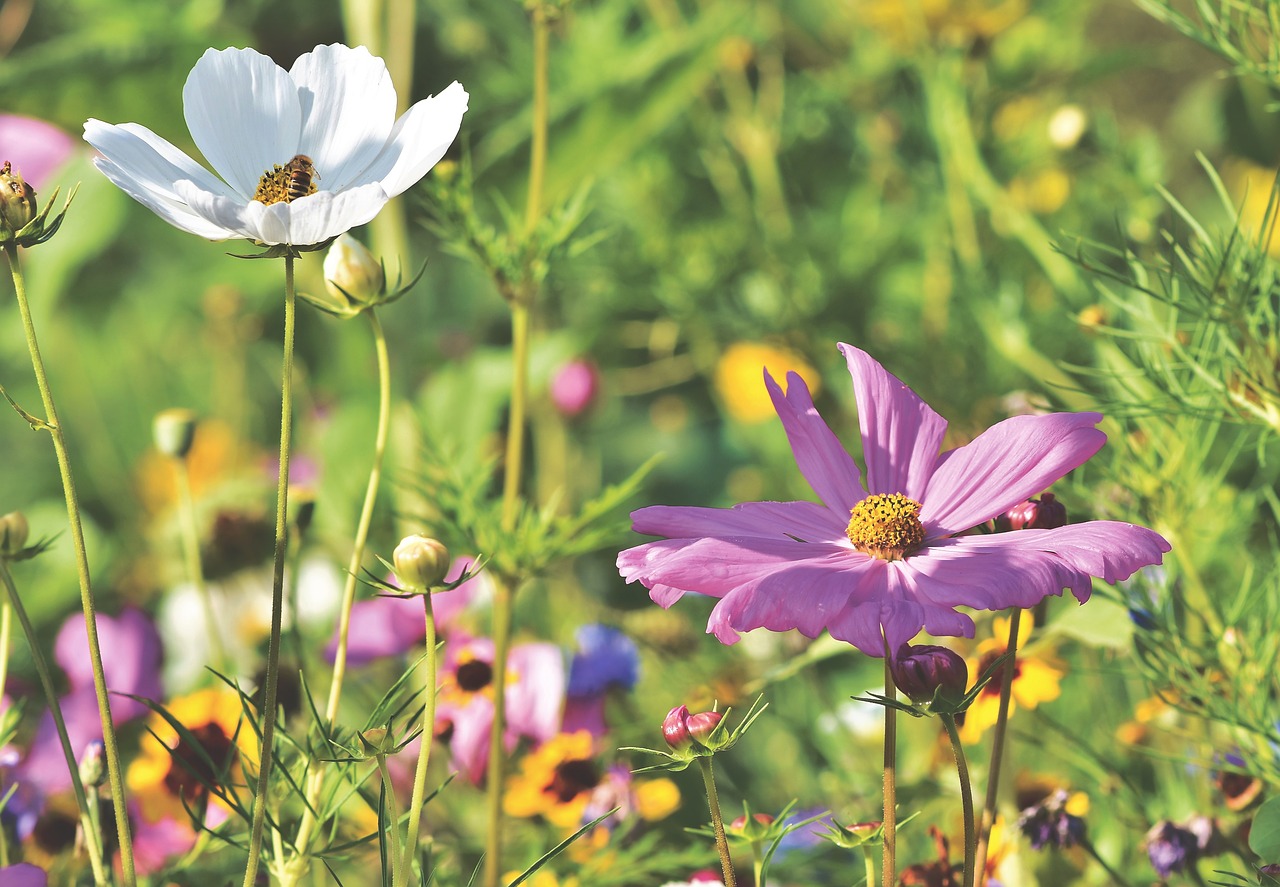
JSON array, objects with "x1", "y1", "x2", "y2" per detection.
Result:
[
  {"x1": 292, "y1": 490, "x2": 317, "y2": 536},
  {"x1": 323, "y1": 234, "x2": 385, "y2": 308},
  {"x1": 995, "y1": 492, "x2": 1067, "y2": 531},
  {"x1": 78, "y1": 739, "x2": 106, "y2": 788},
  {"x1": 0, "y1": 162, "x2": 37, "y2": 233},
  {"x1": 687, "y1": 710, "x2": 723, "y2": 746},
  {"x1": 392, "y1": 534, "x2": 450, "y2": 590},
  {"x1": 890, "y1": 643, "x2": 969, "y2": 708},
  {"x1": 663, "y1": 704, "x2": 692, "y2": 749},
  {"x1": 152, "y1": 407, "x2": 199, "y2": 459},
  {"x1": 358, "y1": 726, "x2": 392, "y2": 757},
  {"x1": 0, "y1": 512, "x2": 29, "y2": 557},
  {"x1": 729, "y1": 812, "x2": 774, "y2": 839},
  {"x1": 550, "y1": 359, "x2": 600, "y2": 418}
]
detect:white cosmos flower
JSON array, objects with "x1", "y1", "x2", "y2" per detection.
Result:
[{"x1": 83, "y1": 43, "x2": 467, "y2": 247}]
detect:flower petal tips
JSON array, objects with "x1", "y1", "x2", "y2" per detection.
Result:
[
  {"x1": 617, "y1": 343, "x2": 1171, "y2": 656},
  {"x1": 84, "y1": 44, "x2": 467, "y2": 247}
]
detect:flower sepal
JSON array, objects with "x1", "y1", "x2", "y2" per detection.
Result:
[
  {"x1": 361, "y1": 552, "x2": 487, "y2": 598},
  {"x1": 0, "y1": 164, "x2": 77, "y2": 249},
  {"x1": 693, "y1": 800, "x2": 829, "y2": 867},
  {"x1": 855, "y1": 650, "x2": 1011, "y2": 718},
  {"x1": 301, "y1": 236, "x2": 427, "y2": 319},
  {"x1": 227, "y1": 236, "x2": 338, "y2": 261},
  {"x1": 621, "y1": 695, "x2": 767, "y2": 773}
]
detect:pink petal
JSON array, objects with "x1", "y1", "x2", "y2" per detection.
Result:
[
  {"x1": 507, "y1": 643, "x2": 565, "y2": 744},
  {"x1": 631, "y1": 501, "x2": 844, "y2": 544},
  {"x1": 839, "y1": 343, "x2": 947, "y2": 500},
  {"x1": 921, "y1": 412, "x2": 1106, "y2": 536},
  {"x1": 765, "y1": 370, "x2": 866, "y2": 520}
]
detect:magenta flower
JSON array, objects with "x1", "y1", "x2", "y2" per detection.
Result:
[
  {"x1": 618, "y1": 343, "x2": 1170, "y2": 656},
  {"x1": 0, "y1": 114, "x2": 74, "y2": 189}
]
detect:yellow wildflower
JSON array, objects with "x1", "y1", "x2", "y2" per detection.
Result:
[{"x1": 714, "y1": 342, "x2": 820, "y2": 424}]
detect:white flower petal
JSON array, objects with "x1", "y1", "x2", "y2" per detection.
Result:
[
  {"x1": 93, "y1": 157, "x2": 238, "y2": 240},
  {"x1": 172, "y1": 179, "x2": 261, "y2": 241},
  {"x1": 84, "y1": 119, "x2": 235, "y2": 200},
  {"x1": 284, "y1": 183, "x2": 390, "y2": 245},
  {"x1": 356, "y1": 81, "x2": 469, "y2": 197},
  {"x1": 183, "y1": 47, "x2": 302, "y2": 198},
  {"x1": 290, "y1": 44, "x2": 397, "y2": 192}
]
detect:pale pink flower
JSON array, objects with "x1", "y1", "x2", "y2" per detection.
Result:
[{"x1": 618, "y1": 343, "x2": 1169, "y2": 656}]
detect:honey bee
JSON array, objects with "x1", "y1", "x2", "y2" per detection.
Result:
[{"x1": 283, "y1": 154, "x2": 317, "y2": 202}]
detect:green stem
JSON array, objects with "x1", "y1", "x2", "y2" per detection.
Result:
[
  {"x1": 1081, "y1": 837, "x2": 1136, "y2": 887},
  {"x1": 882, "y1": 647, "x2": 897, "y2": 887},
  {"x1": 941, "y1": 714, "x2": 976, "y2": 887},
  {"x1": 289, "y1": 308, "x2": 394, "y2": 880},
  {"x1": 174, "y1": 455, "x2": 226, "y2": 674},
  {"x1": 481, "y1": 577, "x2": 513, "y2": 887},
  {"x1": 697, "y1": 756, "x2": 737, "y2": 887},
  {"x1": 3, "y1": 243, "x2": 135, "y2": 885},
  {"x1": 0, "y1": 598, "x2": 8, "y2": 868},
  {"x1": 376, "y1": 753, "x2": 405, "y2": 887},
  {"x1": 398, "y1": 592, "x2": 438, "y2": 885},
  {"x1": 863, "y1": 848, "x2": 875, "y2": 887},
  {"x1": 0, "y1": 561, "x2": 108, "y2": 886},
  {"x1": 242, "y1": 252, "x2": 297, "y2": 887},
  {"x1": 751, "y1": 842, "x2": 766, "y2": 887},
  {"x1": 972, "y1": 608, "x2": 1022, "y2": 882}
]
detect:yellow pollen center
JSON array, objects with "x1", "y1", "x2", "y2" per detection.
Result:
[
  {"x1": 846, "y1": 493, "x2": 926, "y2": 561},
  {"x1": 253, "y1": 160, "x2": 318, "y2": 205}
]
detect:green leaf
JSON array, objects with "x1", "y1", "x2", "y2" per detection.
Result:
[{"x1": 1250, "y1": 796, "x2": 1280, "y2": 860}]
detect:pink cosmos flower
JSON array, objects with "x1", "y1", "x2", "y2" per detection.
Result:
[
  {"x1": 618, "y1": 343, "x2": 1170, "y2": 656},
  {"x1": 0, "y1": 114, "x2": 75, "y2": 189}
]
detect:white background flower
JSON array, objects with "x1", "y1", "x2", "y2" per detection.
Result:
[{"x1": 84, "y1": 43, "x2": 467, "y2": 247}]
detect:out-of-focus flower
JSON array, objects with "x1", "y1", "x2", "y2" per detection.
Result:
[
  {"x1": 85, "y1": 44, "x2": 467, "y2": 248},
  {"x1": 1230, "y1": 160, "x2": 1280, "y2": 258},
  {"x1": 858, "y1": 0, "x2": 1026, "y2": 49},
  {"x1": 1214, "y1": 752, "x2": 1264, "y2": 811},
  {"x1": 1008, "y1": 168, "x2": 1071, "y2": 215},
  {"x1": 504, "y1": 731, "x2": 601, "y2": 828},
  {"x1": 620, "y1": 343, "x2": 1169, "y2": 655},
  {"x1": 960, "y1": 614, "x2": 1063, "y2": 743},
  {"x1": 1048, "y1": 105, "x2": 1089, "y2": 150},
  {"x1": 713, "y1": 341, "x2": 820, "y2": 424},
  {"x1": 435, "y1": 634, "x2": 564, "y2": 784},
  {"x1": 1016, "y1": 788, "x2": 1086, "y2": 850},
  {"x1": 579, "y1": 764, "x2": 680, "y2": 829},
  {"x1": 136, "y1": 419, "x2": 257, "y2": 512},
  {"x1": 324, "y1": 556, "x2": 489, "y2": 665},
  {"x1": 660, "y1": 874, "x2": 724, "y2": 887},
  {"x1": 0, "y1": 115, "x2": 74, "y2": 189},
  {"x1": 899, "y1": 825, "x2": 961, "y2": 886},
  {"x1": 127, "y1": 688, "x2": 252, "y2": 827},
  {"x1": 1146, "y1": 819, "x2": 1215, "y2": 879},
  {"x1": 152, "y1": 408, "x2": 199, "y2": 460},
  {"x1": 0, "y1": 863, "x2": 46, "y2": 887},
  {"x1": 551, "y1": 359, "x2": 601, "y2": 418},
  {"x1": 562, "y1": 624, "x2": 639, "y2": 737},
  {"x1": 20, "y1": 609, "x2": 163, "y2": 794}
]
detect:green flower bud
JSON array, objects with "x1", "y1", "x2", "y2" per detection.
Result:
[
  {"x1": 323, "y1": 234, "x2": 385, "y2": 309},
  {"x1": 0, "y1": 512, "x2": 29, "y2": 558},
  {"x1": 79, "y1": 739, "x2": 106, "y2": 788},
  {"x1": 152, "y1": 407, "x2": 199, "y2": 459},
  {"x1": 358, "y1": 726, "x2": 392, "y2": 757},
  {"x1": 0, "y1": 162, "x2": 36, "y2": 233},
  {"x1": 393, "y1": 534, "x2": 450, "y2": 590}
]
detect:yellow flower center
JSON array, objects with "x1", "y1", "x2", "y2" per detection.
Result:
[
  {"x1": 846, "y1": 493, "x2": 925, "y2": 560},
  {"x1": 253, "y1": 154, "x2": 318, "y2": 205}
]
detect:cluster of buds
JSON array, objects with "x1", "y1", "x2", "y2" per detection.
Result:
[
  {"x1": 624, "y1": 696, "x2": 767, "y2": 772},
  {"x1": 994, "y1": 492, "x2": 1067, "y2": 532},
  {"x1": 301, "y1": 234, "x2": 425, "y2": 319},
  {"x1": 0, "y1": 161, "x2": 75, "y2": 249}
]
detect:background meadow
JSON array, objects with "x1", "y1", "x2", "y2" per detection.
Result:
[{"x1": 2, "y1": 0, "x2": 1279, "y2": 884}]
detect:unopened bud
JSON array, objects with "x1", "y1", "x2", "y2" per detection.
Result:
[
  {"x1": 890, "y1": 643, "x2": 969, "y2": 708},
  {"x1": 662, "y1": 705, "x2": 692, "y2": 749},
  {"x1": 0, "y1": 162, "x2": 36, "y2": 232},
  {"x1": 392, "y1": 534, "x2": 450, "y2": 590},
  {"x1": 292, "y1": 490, "x2": 317, "y2": 536},
  {"x1": 550, "y1": 359, "x2": 600, "y2": 418},
  {"x1": 995, "y1": 492, "x2": 1067, "y2": 531},
  {"x1": 79, "y1": 739, "x2": 106, "y2": 788},
  {"x1": 0, "y1": 512, "x2": 29, "y2": 557},
  {"x1": 358, "y1": 726, "x2": 392, "y2": 757},
  {"x1": 729, "y1": 812, "x2": 774, "y2": 835},
  {"x1": 687, "y1": 710, "x2": 723, "y2": 746},
  {"x1": 153, "y1": 408, "x2": 199, "y2": 459},
  {"x1": 323, "y1": 234, "x2": 385, "y2": 308}
]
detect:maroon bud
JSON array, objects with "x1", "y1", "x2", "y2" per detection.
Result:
[
  {"x1": 890, "y1": 643, "x2": 969, "y2": 707},
  {"x1": 663, "y1": 705, "x2": 692, "y2": 749},
  {"x1": 995, "y1": 492, "x2": 1068, "y2": 532},
  {"x1": 687, "y1": 710, "x2": 723, "y2": 745},
  {"x1": 550, "y1": 359, "x2": 600, "y2": 418}
]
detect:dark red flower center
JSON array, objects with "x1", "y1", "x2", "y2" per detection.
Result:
[
  {"x1": 545, "y1": 758, "x2": 600, "y2": 803},
  {"x1": 164, "y1": 722, "x2": 236, "y2": 800},
  {"x1": 456, "y1": 659, "x2": 494, "y2": 693}
]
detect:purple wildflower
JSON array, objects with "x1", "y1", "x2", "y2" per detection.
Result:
[
  {"x1": 0, "y1": 863, "x2": 47, "y2": 887},
  {"x1": 562, "y1": 624, "x2": 640, "y2": 737},
  {"x1": 618, "y1": 343, "x2": 1170, "y2": 655},
  {"x1": 1016, "y1": 789, "x2": 1086, "y2": 850},
  {"x1": 1146, "y1": 820, "x2": 1201, "y2": 878}
]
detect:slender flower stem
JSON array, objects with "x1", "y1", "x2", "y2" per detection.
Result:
[
  {"x1": 398, "y1": 592, "x2": 438, "y2": 885},
  {"x1": 751, "y1": 843, "x2": 766, "y2": 887},
  {"x1": 697, "y1": 756, "x2": 737, "y2": 887},
  {"x1": 0, "y1": 561, "x2": 108, "y2": 886},
  {"x1": 941, "y1": 714, "x2": 976, "y2": 887},
  {"x1": 376, "y1": 753, "x2": 405, "y2": 887},
  {"x1": 863, "y1": 848, "x2": 875, "y2": 887},
  {"x1": 882, "y1": 647, "x2": 897, "y2": 887},
  {"x1": 0, "y1": 597, "x2": 8, "y2": 868},
  {"x1": 483, "y1": 7, "x2": 550, "y2": 884},
  {"x1": 3, "y1": 243, "x2": 136, "y2": 885},
  {"x1": 972, "y1": 608, "x2": 1022, "y2": 881},
  {"x1": 1081, "y1": 838, "x2": 1136, "y2": 887},
  {"x1": 173, "y1": 454, "x2": 227, "y2": 674},
  {"x1": 289, "y1": 308, "x2": 394, "y2": 878},
  {"x1": 242, "y1": 252, "x2": 298, "y2": 887}
]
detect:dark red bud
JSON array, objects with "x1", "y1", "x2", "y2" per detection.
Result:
[
  {"x1": 687, "y1": 710, "x2": 723, "y2": 745},
  {"x1": 995, "y1": 493, "x2": 1067, "y2": 532},
  {"x1": 663, "y1": 705, "x2": 692, "y2": 749},
  {"x1": 891, "y1": 643, "x2": 969, "y2": 706}
]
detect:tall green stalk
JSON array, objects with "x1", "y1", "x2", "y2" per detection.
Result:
[
  {"x1": 397, "y1": 592, "x2": 439, "y2": 886},
  {"x1": 940, "y1": 714, "x2": 976, "y2": 887},
  {"x1": 0, "y1": 561, "x2": 108, "y2": 886},
  {"x1": 242, "y1": 253, "x2": 298, "y2": 887},
  {"x1": 482, "y1": 6, "x2": 551, "y2": 885},
  {"x1": 3, "y1": 243, "x2": 136, "y2": 885},
  {"x1": 173, "y1": 453, "x2": 227, "y2": 674},
  {"x1": 697, "y1": 756, "x2": 737, "y2": 887},
  {"x1": 881, "y1": 643, "x2": 897, "y2": 887},
  {"x1": 972, "y1": 608, "x2": 1022, "y2": 881}
]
